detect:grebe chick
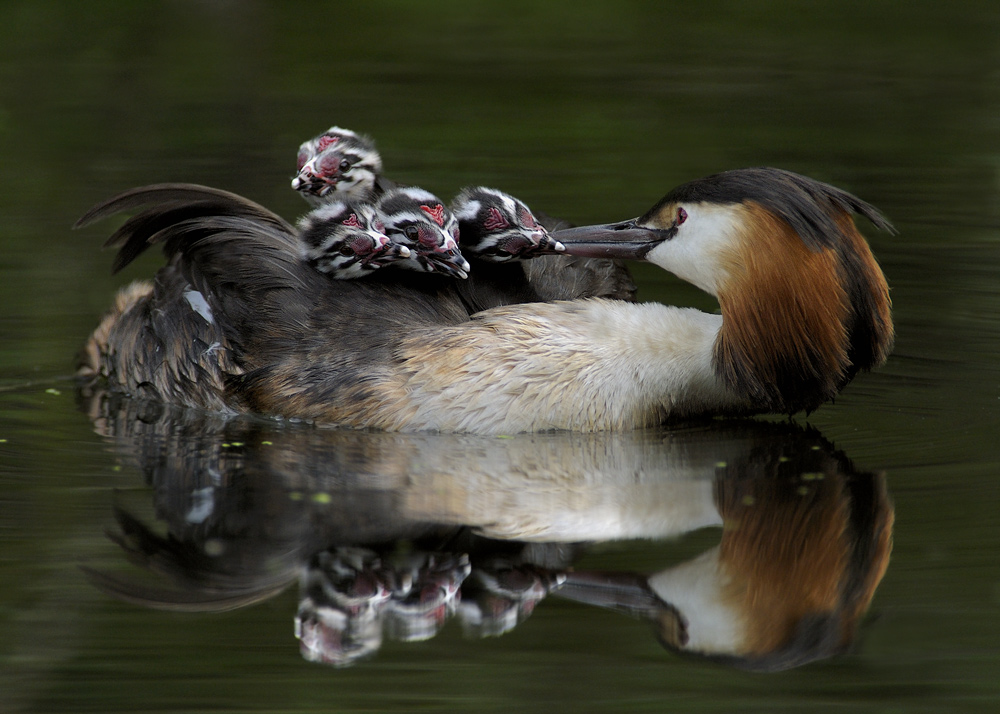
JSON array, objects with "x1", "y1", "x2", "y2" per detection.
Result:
[
  {"x1": 448, "y1": 186, "x2": 567, "y2": 312},
  {"x1": 451, "y1": 186, "x2": 565, "y2": 261},
  {"x1": 375, "y1": 187, "x2": 471, "y2": 279},
  {"x1": 78, "y1": 167, "x2": 894, "y2": 433},
  {"x1": 298, "y1": 201, "x2": 410, "y2": 278},
  {"x1": 291, "y1": 126, "x2": 385, "y2": 206},
  {"x1": 292, "y1": 127, "x2": 632, "y2": 300}
]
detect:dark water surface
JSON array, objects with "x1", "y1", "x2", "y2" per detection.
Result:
[{"x1": 2, "y1": 1, "x2": 999, "y2": 712}]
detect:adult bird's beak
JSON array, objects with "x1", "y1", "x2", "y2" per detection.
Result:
[{"x1": 551, "y1": 220, "x2": 667, "y2": 260}]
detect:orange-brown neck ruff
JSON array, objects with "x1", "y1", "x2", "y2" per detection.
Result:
[{"x1": 714, "y1": 202, "x2": 892, "y2": 414}]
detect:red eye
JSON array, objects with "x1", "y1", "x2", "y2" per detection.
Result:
[{"x1": 676, "y1": 207, "x2": 687, "y2": 226}]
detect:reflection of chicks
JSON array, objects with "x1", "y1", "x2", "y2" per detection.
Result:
[
  {"x1": 296, "y1": 548, "x2": 390, "y2": 667},
  {"x1": 382, "y1": 552, "x2": 471, "y2": 643},
  {"x1": 295, "y1": 547, "x2": 471, "y2": 666},
  {"x1": 458, "y1": 559, "x2": 565, "y2": 638}
]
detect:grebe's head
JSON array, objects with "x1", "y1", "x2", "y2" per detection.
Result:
[
  {"x1": 292, "y1": 127, "x2": 383, "y2": 206},
  {"x1": 553, "y1": 167, "x2": 896, "y2": 413},
  {"x1": 298, "y1": 201, "x2": 409, "y2": 279},
  {"x1": 451, "y1": 186, "x2": 565, "y2": 262},
  {"x1": 376, "y1": 187, "x2": 470, "y2": 279}
]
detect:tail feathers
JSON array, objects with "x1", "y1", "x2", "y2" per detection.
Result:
[
  {"x1": 75, "y1": 183, "x2": 297, "y2": 274},
  {"x1": 75, "y1": 183, "x2": 291, "y2": 231},
  {"x1": 76, "y1": 184, "x2": 321, "y2": 411}
]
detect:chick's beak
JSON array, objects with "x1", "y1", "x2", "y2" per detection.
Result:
[
  {"x1": 534, "y1": 230, "x2": 566, "y2": 254},
  {"x1": 551, "y1": 219, "x2": 667, "y2": 260},
  {"x1": 292, "y1": 159, "x2": 337, "y2": 195},
  {"x1": 427, "y1": 249, "x2": 471, "y2": 280},
  {"x1": 363, "y1": 235, "x2": 411, "y2": 267}
]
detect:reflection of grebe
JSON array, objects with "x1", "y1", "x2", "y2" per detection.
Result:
[
  {"x1": 78, "y1": 168, "x2": 892, "y2": 433},
  {"x1": 80, "y1": 397, "x2": 893, "y2": 670}
]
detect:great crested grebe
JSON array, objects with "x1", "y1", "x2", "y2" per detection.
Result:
[
  {"x1": 451, "y1": 186, "x2": 565, "y2": 262},
  {"x1": 297, "y1": 200, "x2": 410, "y2": 278},
  {"x1": 290, "y1": 125, "x2": 635, "y2": 302},
  {"x1": 77, "y1": 167, "x2": 893, "y2": 433},
  {"x1": 449, "y1": 186, "x2": 568, "y2": 312},
  {"x1": 291, "y1": 126, "x2": 387, "y2": 205},
  {"x1": 374, "y1": 186, "x2": 470, "y2": 279}
]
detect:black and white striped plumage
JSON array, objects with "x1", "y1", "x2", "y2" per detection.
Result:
[
  {"x1": 292, "y1": 127, "x2": 384, "y2": 206},
  {"x1": 451, "y1": 186, "x2": 565, "y2": 262},
  {"x1": 375, "y1": 187, "x2": 470, "y2": 279},
  {"x1": 297, "y1": 201, "x2": 410, "y2": 279}
]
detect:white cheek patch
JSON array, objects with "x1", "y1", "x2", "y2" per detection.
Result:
[{"x1": 645, "y1": 203, "x2": 745, "y2": 296}]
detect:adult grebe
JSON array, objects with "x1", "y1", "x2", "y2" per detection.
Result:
[{"x1": 77, "y1": 167, "x2": 893, "y2": 433}]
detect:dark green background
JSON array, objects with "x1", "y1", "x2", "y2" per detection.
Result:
[{"x1": 2, "y1": 1, "x2": 999, "y2": 711}]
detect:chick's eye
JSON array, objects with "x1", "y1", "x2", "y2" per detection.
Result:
[
  {"x1": 339, "y1": 159, "x2": 352, "y2": 172},
  {"x1": 339, "y1": 244, "x2": 355, "y2": 256},
  {"x1": 676, "y1": 207, "x2": 688, "y2": 226},
  {"x1": 403, "y1": 226, "x2": 420, "y2": 241}
]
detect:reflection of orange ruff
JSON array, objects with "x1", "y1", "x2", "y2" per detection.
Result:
[{"x1": 711, "y1": 469, "x2": 893, "y2": 664}]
